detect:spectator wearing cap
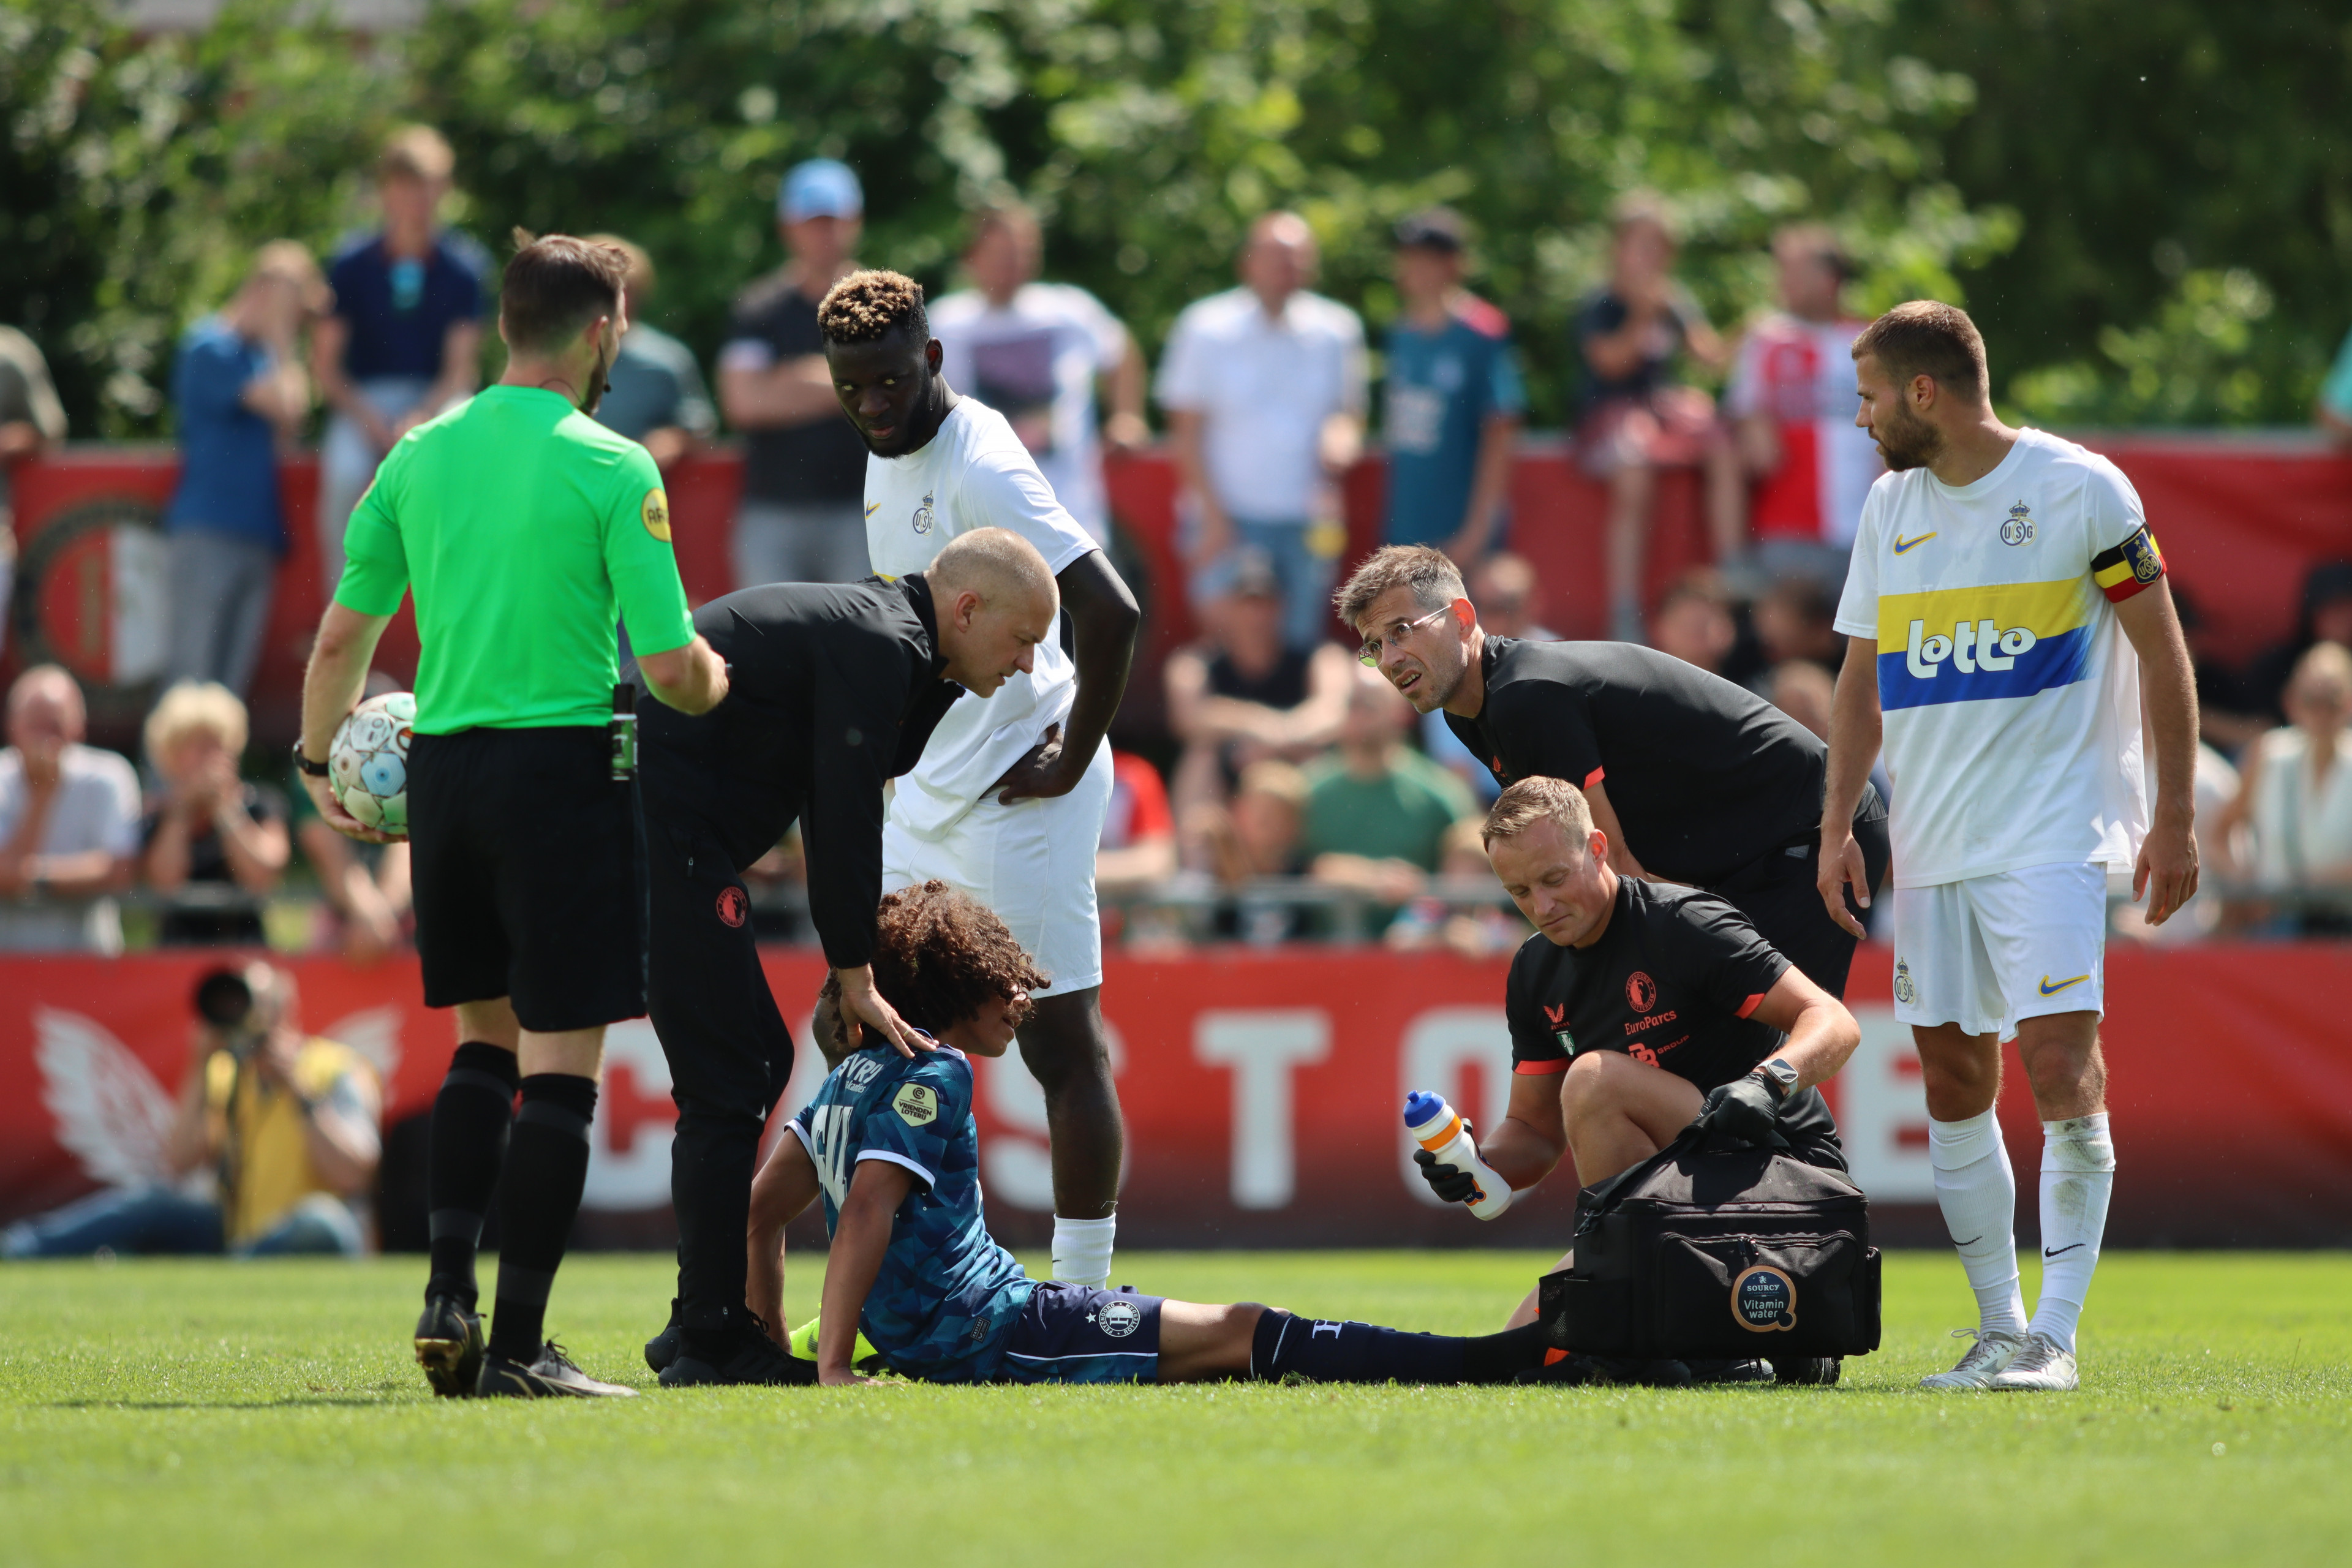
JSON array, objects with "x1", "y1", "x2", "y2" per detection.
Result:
[
  {"x1": 1158, "y1": 211, "x2": 1368, "y2": 649},
  {"x1": 1165, "y1": 545, "x2": 1355, "y2": 827},
  {"x1": 0, "y1": 666, "x2": 140, "y2": 952},
  {"x1": 1571, "y1": 192, "x2": 1741, "y2": 643},
  {"x1": 164, "y1": 241, "x2": 327, "y2": 699},
  {"x1": 0, "y1": 323, "x2": 69, "y2": 661},
  {"x1": 1380, "y1": 208, "x2": 1525, "y2": 559},
  {"x1": 311, "y1": 126, "x2": 489, "y2": 597},
  {"x1": 930, "y1": 204, "x2": 1148, "y2": 548},
  {"x1": 586, "y1": 235, "x2": 718, "y2": 472},
  {"x1": 717, "y1": 158, "x2": 872, "y2": 585},
  {"x1": 1723, "y1": 224, "x2": 1882, "y2": 595}
]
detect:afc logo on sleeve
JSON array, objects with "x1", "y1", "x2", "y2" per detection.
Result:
[{"x1": 641, "y1": 488, "x2": 672, "y2": 542}]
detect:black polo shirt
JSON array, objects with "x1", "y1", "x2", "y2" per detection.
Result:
[
  {"x1": 635, "y1": 575, "x2": 962, "y2": 968},
  {"x1": 1444, "y1": 636, "x2": 1830, "y2": 886},
  {"x1": 1506, "y1": 876, "x2": 1791, "y2": 1093}
]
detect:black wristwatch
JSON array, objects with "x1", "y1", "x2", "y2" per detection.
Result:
[
  {"x1": 1754, "y1": 1057, "x2": 1799, "y2": 1102},
  {"x1": 291, "y1": 741, "x2": 331, "y2": 779}
]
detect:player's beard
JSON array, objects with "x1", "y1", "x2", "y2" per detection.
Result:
[{"x1": 1874, "y1": 398, "x2": 1943, "y2": 472}]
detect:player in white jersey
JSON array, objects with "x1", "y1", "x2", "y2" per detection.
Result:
[
  {"x1": 818, "y1": 269, "x2": 1140, "y2": 1289},
  {"x1": 1817, "y1": 302, "x2": 2199, "y2": 1393}
]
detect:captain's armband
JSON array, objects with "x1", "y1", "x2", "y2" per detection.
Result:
[{"x1": 2090, "y1": 525, "x2": 2166, "y2": 604}]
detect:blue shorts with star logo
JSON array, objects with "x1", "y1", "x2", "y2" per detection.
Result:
[{"x1": 993, "y1": 1283, "x2": 1164, "y2": 1384}]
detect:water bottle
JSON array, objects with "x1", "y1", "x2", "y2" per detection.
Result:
[{"x1": 1404, "y1": 1091, "x2": 1514, "y2": 1220}]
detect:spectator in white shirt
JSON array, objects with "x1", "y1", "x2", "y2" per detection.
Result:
[
  {"x1": 1158, "y1": 211, "x2": 1368, "y2": 649},
  {"x1": 931, "y1": 205, "x2": 1148, "y2": 546},
  {"x1": 0, "y1": 666, "x2": 140, "y2": 951},
  {"x1": 2214, "y1": 640, "x2": 2352, "y2": 933}
]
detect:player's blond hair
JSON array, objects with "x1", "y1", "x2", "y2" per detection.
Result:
[
  {"x1": 1235, "y1": 759, "x2": 1310, "y2": 810},
  {"x1": 145, "y1": 680, "x2": 249, "y2": 764},
  {"x1": 1481, "y1": 776, "x2": 1594, "y2": 851},
  {"x1": 377, "y1": 124, "x2": 454, "y2": 183},
  {"x1": 1333, "y1": 545, "x2": 1466, "y2": 632}
]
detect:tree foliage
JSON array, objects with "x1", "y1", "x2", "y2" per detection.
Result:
[{"x1": 2, "y1": 0, "x2": 2342, "y2": 437}]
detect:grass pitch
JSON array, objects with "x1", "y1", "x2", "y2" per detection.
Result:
[{"x1": 3, "y1": 1251, "x2": 2347, "y2": 1566}]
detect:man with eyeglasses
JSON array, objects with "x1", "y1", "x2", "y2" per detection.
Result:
[{"x1": 1335, "y1": 545, "x2": 1889, "y2": 998}]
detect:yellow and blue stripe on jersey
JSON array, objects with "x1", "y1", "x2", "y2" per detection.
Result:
[{"x1": 1875, "y1": 578, "x2": 2095, "y2": 711}]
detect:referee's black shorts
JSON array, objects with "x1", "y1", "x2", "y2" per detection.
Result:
[{"x1": 407, "y1": 725, "x2": 645, "y2": 1033}]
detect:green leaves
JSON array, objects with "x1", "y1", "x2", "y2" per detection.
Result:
[{"x1": 14, "y1": 0, "x2": 2335, "y2": 435}]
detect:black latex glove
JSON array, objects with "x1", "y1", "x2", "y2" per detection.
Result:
[
  {"x1": 1700, "y1": 1074, "x2": 1782, "y2": 1144},
  {"x1": 1412, "y1": 1120, "x2": 1482, "y2": 1204}
]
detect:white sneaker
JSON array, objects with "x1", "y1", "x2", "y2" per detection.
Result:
[
  {"x1": 1918, "y1": 1327, "x2": 2024, "y2": 1389},
  {"x1": 1989, "y1": 1331, "x2": 2078, "y2": 1391}
]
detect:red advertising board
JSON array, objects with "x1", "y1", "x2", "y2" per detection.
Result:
[
  {"x1": 8, "y1": 435, "x2": 2348, "y2": 750},
  {"x1": 6, "y1": 943, "x2": 2349, "y2": 1248}
]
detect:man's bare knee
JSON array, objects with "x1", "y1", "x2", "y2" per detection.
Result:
[
  {"x1": 1915, "y1": 1025, "x2": 1999, "y2": 1120},
  {"x1": 2016, "y1": 1016, "x2": 2105, "y2": 1115},
  {"x1": 1016, "y1": 990, "x2": 1111, "y2": 1095}
]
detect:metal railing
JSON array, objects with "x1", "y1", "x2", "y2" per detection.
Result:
[{"x1": 4, "y1": 877, "x2": 2348, "y2": 952}]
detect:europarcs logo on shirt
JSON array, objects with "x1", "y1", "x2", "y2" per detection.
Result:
[{"x1": 1872, "y1": 578, "x2": 2094, "y2": 711}]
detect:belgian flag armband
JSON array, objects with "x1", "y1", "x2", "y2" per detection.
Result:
[{"x1": 2090, "y1": 524, "x2": 2166, "y2": 603}]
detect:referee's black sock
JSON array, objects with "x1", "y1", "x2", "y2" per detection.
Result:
[
  {"x1": 424, "y1": 1042, "x2": 519, "y2": 1311},
  {"x1": 486, "y1": 1073, "x2": 599, "y2": 1364}
]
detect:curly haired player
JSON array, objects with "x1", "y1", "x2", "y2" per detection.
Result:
[
  {"x1": 821, "y1": 268, "x2": 1141, "y2": 1295},
  {"x1": 743, "y1": 881, "x2": 1551, "y2": 1387}
]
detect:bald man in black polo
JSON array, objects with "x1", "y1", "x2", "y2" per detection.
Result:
[{"x1": 1337, "y1": 545, "x2": 1890, "y2": 998}]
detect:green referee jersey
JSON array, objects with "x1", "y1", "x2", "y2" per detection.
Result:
[{"x1": 333, "y1": 385, "x2": 696, "y2": 734}]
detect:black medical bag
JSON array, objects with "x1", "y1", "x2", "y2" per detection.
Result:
[{"x1": 1539, "y1": 1122, "x2": 1881, "y2": 1363}]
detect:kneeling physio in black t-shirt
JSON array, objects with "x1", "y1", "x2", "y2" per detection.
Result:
[{"x1": 1415, "y1": 775, "x2": 1863, "y2": 1329}]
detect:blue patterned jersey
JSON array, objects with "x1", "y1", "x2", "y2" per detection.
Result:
[{"x1": 790, "y1": 1044, "x2": 1034, "y2": 1380}]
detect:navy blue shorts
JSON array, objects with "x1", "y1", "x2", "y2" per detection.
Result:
[{"x1": 995, "y1": 1283, "x2": 1164, "y2": 1384}]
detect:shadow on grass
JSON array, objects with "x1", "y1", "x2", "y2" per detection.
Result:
[{"x1": 47, "y1": 1393, "x2": 404, "y2": 1410}]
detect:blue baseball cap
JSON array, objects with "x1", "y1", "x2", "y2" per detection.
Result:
[{"x1": 778, "y1": 159, "x2": 863, "y2": 222}]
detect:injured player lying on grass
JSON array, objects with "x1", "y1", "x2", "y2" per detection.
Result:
[{"x1": 741, "y1": 880, "x2": 1550, "y2": 1387}]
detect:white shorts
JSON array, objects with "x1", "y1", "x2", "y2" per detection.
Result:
[
  {"x1": 882, "y1": 740, "x2": 1113, "y2": 997},
  {"x1": 1891, "y1": 861, "x2": 2109, "y2": 1040}
]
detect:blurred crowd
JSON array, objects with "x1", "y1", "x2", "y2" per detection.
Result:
[{"x1": 6, "y1": 127, "x2": 2352, "y2": 956}]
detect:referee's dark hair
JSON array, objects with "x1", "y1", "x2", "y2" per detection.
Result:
[
  {"x1": 818, "y1": 268, "x2": 929, "y2": 346},
  {"x1": 500, "y1": 230, "x2": 631, "y2": 353},
  {"x1": 1852, "y1": 299, "x2": 1988, "y2": 404}
]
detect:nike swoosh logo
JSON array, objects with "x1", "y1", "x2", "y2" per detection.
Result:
[
  {"x1": 1892, "y1": 532, "x2": 1937, "y2": 554},
  {"x1": 1951, "y1": 1235, "x2": 1983, "y2": 1249},
  {"x1": 863, "y1": 502, "x2": 880, "y2": 517},
  {"x1": 2043, "y1": 1243, "x2": 2086, "y2": 1259},
  {"x1": 2038, "y1": 974, "x2": 2090, "y2": 997}
]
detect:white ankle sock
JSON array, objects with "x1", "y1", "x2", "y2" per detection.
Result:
[
  {"x1": 1928, "y1": 1110, "x2": 2026, "y2": 1336},
  {"x1": 2029, "y1": 1114, "x2": 2114, "y2": 1354},
  {"x1": 1050, "y1": 1215, "x2": 1116, "y2": 1289}
]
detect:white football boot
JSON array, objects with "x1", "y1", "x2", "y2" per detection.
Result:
[
  {"x1": 1918, "y1": 1327, "x2": 2024, "y2": 1389},
  {"x1": 1989, "y1": 1331, "x2": 2079, "y2": 1391}
]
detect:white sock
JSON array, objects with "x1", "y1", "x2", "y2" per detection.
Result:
[
  {"x1": 1050, "y1": 1214, "x2": 1116, "y2": 1289},
  {"x1": 2030, "y1": 1114, "x2": 2115, "y2": 1354},
  {"x1": 1928, "y1": 1110, "x2": 2026, "y2": 1336}
]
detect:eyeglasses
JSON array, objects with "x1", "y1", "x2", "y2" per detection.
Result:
[{"x1": 1357, "y1": 606, "x2": 1451, "y2": 666}]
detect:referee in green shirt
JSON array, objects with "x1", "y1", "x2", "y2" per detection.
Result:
[{"x1": 296, "y1": 233, "x2": 728, "y2": 1398}]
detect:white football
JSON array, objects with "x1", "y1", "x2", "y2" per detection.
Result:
[{"x1": 330, "y1": 691, "x2": 415, "y2": 834}]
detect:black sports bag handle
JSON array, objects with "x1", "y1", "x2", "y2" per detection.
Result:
[{"x1": 1573, "y1": 1112, "x2": 1789, "y2": 1237}]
